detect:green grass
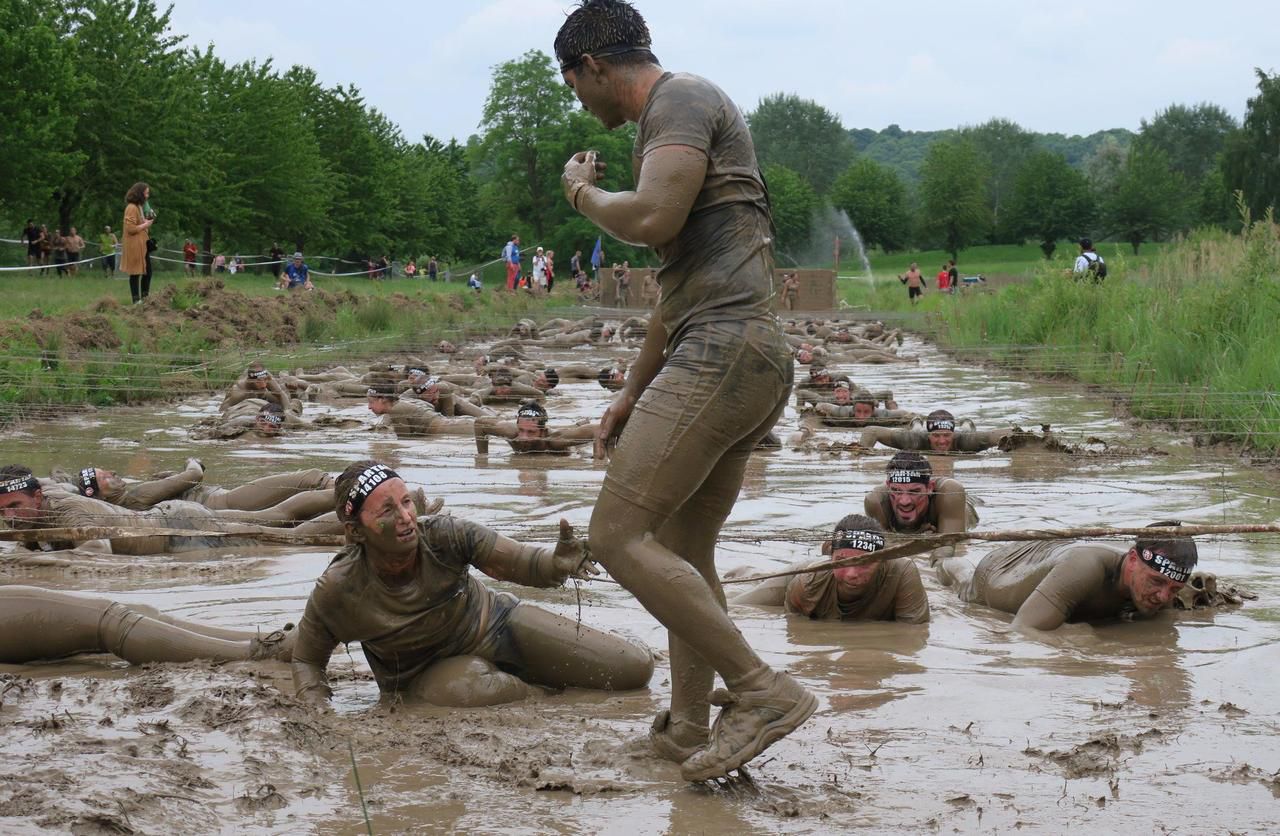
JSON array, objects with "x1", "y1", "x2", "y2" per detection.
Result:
[
  {"x1": 830, "y1": 240, "x2": 1173, "y2": 313},
  {"x1": 925, "y1": 225, "x2": 1280, "y2": 452}
]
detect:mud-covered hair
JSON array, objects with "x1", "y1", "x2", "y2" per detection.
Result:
[
  {"x1": 926, "y1": 409, "x2": 955, "y2": 425},
  {"x1": 834, "y1": 513, "x2": 883, "y2": 536},
  {"x1": 542, "y1": 368, "x2": 560, "y2": 389},
  {"x1": 886, "y1": 451, "x2": 931, "y2": 478},
  {"x1": 554, "y1": 0, "x2": 657, "y2": 72},
  {"x1": 367, "y1": 380, "x2": 398, "y2": 399},
  {"x1": 1134, "y1": 520, "x2": 1199, "y2": 573}
]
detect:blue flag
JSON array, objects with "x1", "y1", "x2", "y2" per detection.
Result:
[{"x1": 590, "y1": 236, "x2": 603, "y2": 269}]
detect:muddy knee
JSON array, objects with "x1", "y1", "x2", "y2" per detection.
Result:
[{"x1": 405, "y1": 655, "x2": 531, "y2": 707}]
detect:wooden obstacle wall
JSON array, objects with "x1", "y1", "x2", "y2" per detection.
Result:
[{"x1": 775, "y1": 269, "x2": 836, "y2": 311}]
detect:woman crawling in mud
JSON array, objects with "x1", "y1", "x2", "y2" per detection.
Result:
[
  {"x1": 290, "y1": 461, "x2": 654, "y2": 707},
  {"x1": 0, "y1": 585, "x2": 294, "y2": 665}
]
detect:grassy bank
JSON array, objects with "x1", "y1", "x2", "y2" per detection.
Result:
[
  {"x1": 833, "y1": 240, "x2": 1172, "y2": 313},
  {"x1": 926, "y1": 223, "x2": 1280, "y2": 453},
  {"x1": 0, "y1": 273, "x2": 570, "y2": 417}
]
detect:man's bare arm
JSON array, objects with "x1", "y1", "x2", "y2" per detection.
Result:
[{"x1": 572, "y1": 146, "x2": 708, "y2": 248}]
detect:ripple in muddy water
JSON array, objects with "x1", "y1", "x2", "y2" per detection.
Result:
[{"x1": 1, "y1": 334, "x2": 1277, "y2": 833}]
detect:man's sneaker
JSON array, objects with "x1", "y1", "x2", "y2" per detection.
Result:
[
  {"x1": 679, "y1": 671, "x2": 817, "y2": 782},
  {"x1": 647, "y1": 710, "x2": 709, "y2": 763},
  {"x1": 249, "y1": 624, "x2": 296, "y2": 662}
]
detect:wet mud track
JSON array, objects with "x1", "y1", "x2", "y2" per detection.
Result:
[{"x1": 2, "y1": 334, "x2": 1278, "y2": 833}]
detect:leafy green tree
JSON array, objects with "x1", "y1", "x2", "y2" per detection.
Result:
[
  {"x1": 477, "y1": 50, "x2": 575, "y2": 240},
  {"x1": 1140, "y1": 103, "x2": 1237, "y2": 183},
  {"x1": 748, "y1": 93, "x2": 855, "y2": 194},
  {"x1": 1222, "y1": 69, "x2": 1280, "y2": 219},
  {"x1": 918, "y1": 138, "x2": 989, "y2": 259},
  {"x1": 1103, "y1": 142, "x2": 1186, "y2": 254},
  {"x1": 829, "y1": 158, "x2": 910, "y2": 252},
  {"x1": 52, "y1": 0, "x2": 189, "y2": 233},
  {"x1": 0, "y1": 0, "x2": 82, "y2": 217},
  {"x1": 1006, "y1": 151, "x2": 1094, "y2": 258},
  {"x1": 761, "y1": 163, "x2": 817, "y2": 259},
  {"x1": 961, "y1": 118, "x2": 1035, "y2": 242},
  {"x1": 1084, "y1": 134, "x2": 1128, "y2": 194}
]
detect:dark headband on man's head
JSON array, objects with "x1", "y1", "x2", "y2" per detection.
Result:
[
  {"x1": 78, "y1": 467, "x2": 101, "y2": 498},
  {"x1": 559, "y1": 44, "x2": 655, "y2": 73},
  {"x1": 343, "y1": 464, "x2": 399, "y2": 519},
  {"x1": 831, "y1": 529, "x2": 886, "y2": 553},
  {"x1": 0, "y1": 473, "x2": 38, "y2": 495},
  {"x1": 1138, "y1": 548, "x2": 1193, "y2": 584}
]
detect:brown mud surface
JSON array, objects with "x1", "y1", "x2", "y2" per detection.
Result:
[{"x1": 2, "y1": 332, "x2": 1279, "y2": 833}]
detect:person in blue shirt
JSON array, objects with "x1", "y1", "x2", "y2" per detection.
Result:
[{"x1": 284, "y1": 252, "x2": 314, "y2": 291}]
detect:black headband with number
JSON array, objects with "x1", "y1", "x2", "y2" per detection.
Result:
[
  {"x1": 247, "y1": 368, "x2": 269, "y2": 380},
  {"x1": 1138, "y1": 548, "x2": 1192, "y2": 584},
  {"x1": 0, "y1": 474, "x2": 38, "y2": 495},
  {"x1": 926, "y1": 418, "x2": 956, "y2": 432},
  {"x1": 887, "y1": 469, "x2": 930, "y2": 485},
  {"x1": 260, "y1": 411, "x2": 284, "y2": 426},
  {"x1": 414, "y1": 375, "x2": 440, "y2": 394},
  {"x1": 343, "y1": 464, "x2": 399, "y2": 519},
  {"x1": 832, "y1": 529, "x2": 886, "y2": 553},
  {"x1": 78, "y1": 467, "x2": 101, "y2": 498}
]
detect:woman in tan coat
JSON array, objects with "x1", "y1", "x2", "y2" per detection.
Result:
[{"x1": 122, "y1": 181, "x2": 155, "y2": 303}]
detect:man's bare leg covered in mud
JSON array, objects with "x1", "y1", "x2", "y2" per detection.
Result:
[
  {"x1": 0, "y1": 586, "x2": 294, "y2": 664},
  {"x1": 555, "y1": 1, "x2": 815, "y2": 781},
  {"x1": 289, "y1": 462, "x2": 652, "y2": 708}
]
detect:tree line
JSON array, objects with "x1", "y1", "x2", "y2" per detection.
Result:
[{"x1": 3, "y1": 0, "x2": 1278, "y2": 270}]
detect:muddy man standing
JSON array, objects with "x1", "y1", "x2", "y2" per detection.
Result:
[{"x1": 556, "y1": 0, "x2": 814, "y2": 781}]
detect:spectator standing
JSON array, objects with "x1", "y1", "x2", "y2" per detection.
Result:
[
  {"x1": 404, "y1": 258, "x2": 417, "y2": 278},
  {"x1": 379, "y1": 254, "x2": 391, "y2": 281},
  {"x1": 570, "y1": 249, "x2": 582, "y2": 279},
  {"x1": 545, "y1": 249, "x2": 556, "y2": 292},
  {"x1": 268, "y1": 242, "x2": 285, "y2": 283},
  {"x1": 212, "y1": 253, "x2": 226, "y2": 273},
  {"x1": 427, "y1": 255, "x2": 439, "y2": 282},
  {"x1": 502, "y1": 235, "x2": 520, "y2": 291},
  {"x1": 947, "y1": 259, "x2": 959, "y2": 291},
  {"x1": 100, "y1": 226, "x2": 118, "y2": 278},
  {"x1": 227, "y1": 256, "x2": 238, "y2": 275},
  {"x1": 780, "y1": 272, "x2": 799, "y2": 311},
  {"x1": 51, "y1": 228, "x2": 67, "y2": 276},
  {"x1": 183, "y1": 239, "x2": 198, "y2": 276},
  {"x1": 38, "y1": 224, "x2": 52, "y2": 274},
  {"x1": 935, "y1": 262, "x2": 950, "y2": 293},
  {"x1": 21, "y1": 220, "x2": 41, "y2": 267},
  {"x1": 64, "y1": 227, "x2": 85, "y2": 275},
  {"x1": 121, "y1": 181, "x2": 155, "y2": 303},
  {"x1": 1073, "y1": 238, "x2": 1106, "y2": 282},
  {"x1": 532, "y1": 247, "x2": 548, "y2": 293}
]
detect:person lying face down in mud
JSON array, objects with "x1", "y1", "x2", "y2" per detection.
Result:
[
  {"x1": 469, "y1": 366, "x2": 548, "y2": 406},
  {"x1": 0, "y1": 585, "x2": 294, "y2": 666},
  {"x1": 366, "y1": 383, "x2": 477, "y2": 437},
  {"x1": 473, "y1": 401, "x2": 600, "y2": 455},
  {"x1": 289, "y1": 461, "x2": 653, "y2": 707},
  {"x1": 864, "y1": 452, "x2": 979, "y2": 536},
  {"x1": 400, "y1": 369, "x2": 491, "y2": 419},
  {"x1": 220, "y1": 362, "x2": 293, "y2": 412},
  {"x1": 936, "y1": 521, "x2": 1198, "y2": 632},
  {"x1": 0, "y1": 464, "x2": 339, "y2": 555},
  {"x1": 731, "y1": 514, "x2": 929, "y2": 623},
  {"x1": 860, "y1": 409, "x2": 1015, "y2": 454},
  {"x1": 812, "y1": 384, "x2": 912, "y2": 425},
  {"x1": 54, "y1": 461, "x2": 332, "y2": 513}
]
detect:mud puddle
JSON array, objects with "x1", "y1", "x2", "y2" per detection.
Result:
[{"x1": 2, "y1": 332, "x2": 1278, "y2": 833}]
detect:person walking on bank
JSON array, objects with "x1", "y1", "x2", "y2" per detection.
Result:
[
  {"x1": 122, "y1": 182, "x2": 156, "y2": 304},
  {"x1": 100, "y1": 226, "x2": 118, "y2": 278}
]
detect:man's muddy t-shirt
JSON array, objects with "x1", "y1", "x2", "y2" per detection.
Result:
[
  {"x1": 962, "y1": 541, "x2": 1132, "y2": 622},
  {"x1": 291, "y1": 516, "x2": 501, "y2": 693},
  {"x1": 633, "y1": 72, "x2": 775, "y2": 344},
  {"x1": 785, "y1": 558, "x2": 929, "y2": 623}
]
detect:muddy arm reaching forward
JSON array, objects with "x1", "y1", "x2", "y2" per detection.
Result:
[{"x1": 114, "y1": 459, "x2": 206, "y2": 510}]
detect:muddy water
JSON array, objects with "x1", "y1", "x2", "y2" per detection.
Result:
[{"x1": 2, "y1": 333, "x2": 1278, "y2": 834}]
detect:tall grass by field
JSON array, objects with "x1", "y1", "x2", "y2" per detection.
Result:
[{"x1": 928, "y1": 221, "x2": 1280, "y2": 453}]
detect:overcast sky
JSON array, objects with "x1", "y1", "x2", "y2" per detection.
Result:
[{"x1": 167, "y1": 0, "x2": 1278, "y2": 144}]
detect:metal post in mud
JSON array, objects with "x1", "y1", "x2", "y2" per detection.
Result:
[{"x1": 347, "y1": 740, "x2": 374, "y2": 835}]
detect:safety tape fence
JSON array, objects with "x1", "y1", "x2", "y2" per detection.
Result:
[{"x1": 0, "y1": 253, "x2": 109, "y2": 272}]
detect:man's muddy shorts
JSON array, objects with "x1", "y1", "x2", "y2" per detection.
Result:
[{"x1": 603, "y1": 317, "x2": 793, "y2": 517}]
